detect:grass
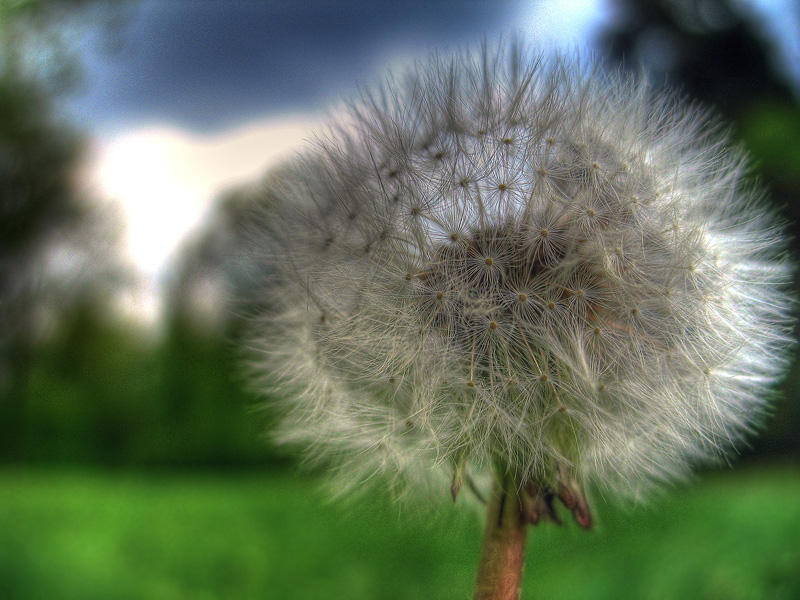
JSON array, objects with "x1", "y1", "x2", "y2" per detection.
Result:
[{"x1": 0, "y1": 464, "x2": 798, "y2": 599}]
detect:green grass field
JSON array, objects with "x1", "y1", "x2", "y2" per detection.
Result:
[{"x1": 0, "y1": 464, "x2": 798, "y2": 599}]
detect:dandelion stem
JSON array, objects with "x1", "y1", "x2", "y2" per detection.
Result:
[{"x1": 473, "y1": 466, "x2": 528, "y2": 600}]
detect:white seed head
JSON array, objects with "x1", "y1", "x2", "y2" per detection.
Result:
[{"x1": 248, "y1": 43, "x2": 794, "y2": 502}]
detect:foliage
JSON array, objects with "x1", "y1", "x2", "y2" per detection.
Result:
[
  {"x1": 0, "y1": 67, "x2": 84, "y2": 361},
  {"x1": 0, "y1": 305, "x2": 280, "y2": 468},
  {"x1": 0, "y1": 0, "x2": 133, "y2": 468}
]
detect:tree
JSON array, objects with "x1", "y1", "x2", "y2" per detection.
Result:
[{"x1": 0, "y1": 0, "x2": 129, "y2": 457}]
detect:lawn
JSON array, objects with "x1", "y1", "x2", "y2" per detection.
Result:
[{"x1": 0, "y1": 464, "x2": 798, "y2": 599}]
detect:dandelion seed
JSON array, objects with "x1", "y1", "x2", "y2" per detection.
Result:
[{"x1": 247, "y1": 41, "x2": 794, "y2": 600}]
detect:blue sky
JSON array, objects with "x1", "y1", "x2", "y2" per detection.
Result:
[
  {"x1": 68, "y1": 0, "x2": 612, "y2": 134},
  {"x1": 78, "y1": 1, "x2": 512, "y2": 132},
  {"x1": 66, "y1": 0, "x2": 799, "y2": 136}
]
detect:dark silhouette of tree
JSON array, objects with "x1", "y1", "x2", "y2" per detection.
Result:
[
  {"x1": 599, "y1": 0, "x2": 795, "y2": 116},
  {"x1": 0, "y1": 69, "x2": 86, "y2": 425}
]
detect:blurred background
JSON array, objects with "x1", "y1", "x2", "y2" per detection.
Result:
[{"x1": 0, "y1": 1, "x2": 798, "y2": 598}]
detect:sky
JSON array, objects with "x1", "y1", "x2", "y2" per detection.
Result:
[
  {"x1": 69, "y1": 0, "x2": 612, "y2": 326},
  {"x1": 62, "y1": 0, "x2": 798, "y2": 325},
  {"x1": 70, "y1": 0, "x2": 612, "y2": 135}
]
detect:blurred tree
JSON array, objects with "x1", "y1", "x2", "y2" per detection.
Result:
[
  {"x1": 0, "y1": 0, "x2": 130, "y2": 458},
  {"x1": 17, "y1": 302, "x2": 276, "y2": 468},
  {"x1": 167, "y1": 166, "x2": 291, "y2": 339},
  {"x1": 0, "y1": 64, "x2": 87, "y2": 456},
  {"x1": 1, "y1": 0, "x2": 275, "y2": 468},
  {"x1": 599, "y1": 0, "x2": 800, "y2": 458},
  {"x1": 600, "y1": 0, "x2": 795, "y2": 116},
  {"x1": 0, "y1": 0, "x2": 128, "y2": 94}
]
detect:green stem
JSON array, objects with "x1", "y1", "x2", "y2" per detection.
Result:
[{"x1": 473, "y1": 468, "x2": 528, "y2": 600}]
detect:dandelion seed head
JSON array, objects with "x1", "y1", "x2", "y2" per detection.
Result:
[{"x1": 249, "y1": 42, "x2": 794, "y2": 503}]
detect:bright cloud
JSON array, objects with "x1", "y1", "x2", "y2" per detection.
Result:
[
  {"x1": 516, "y1": 0, "x2": 612, "y2": 47},
  {"x1": 86, "y1": 116, "x2": 318, "y2": 277}
]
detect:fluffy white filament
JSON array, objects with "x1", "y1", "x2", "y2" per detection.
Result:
[{"x1": 248, "y1": 44, "x2": 793, "y2": 502}]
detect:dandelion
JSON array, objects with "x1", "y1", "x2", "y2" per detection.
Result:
[{"x1": 247, "y1": 42, "x2": 793, "y2": 599}]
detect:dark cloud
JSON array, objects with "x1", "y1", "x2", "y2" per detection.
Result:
[{"x1": 72, "y1": 0, "x2": 516, "y2": 133}]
